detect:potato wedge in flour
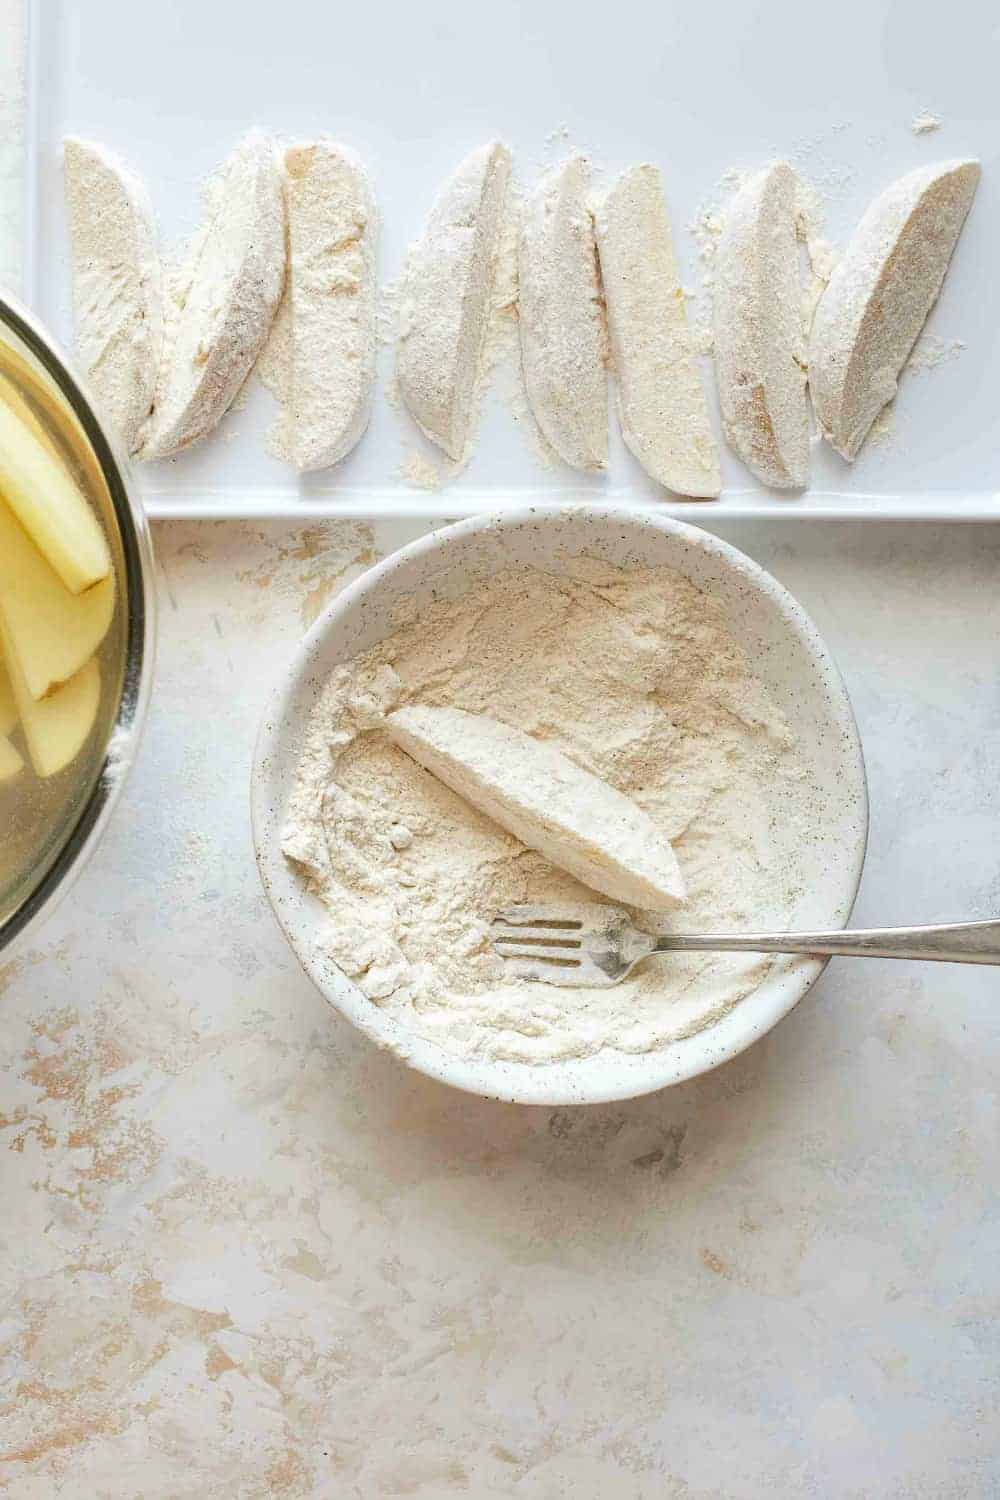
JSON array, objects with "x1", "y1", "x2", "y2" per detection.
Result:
[{"x1": 386, "y1": 705, "x2": 686, "y2": 911}]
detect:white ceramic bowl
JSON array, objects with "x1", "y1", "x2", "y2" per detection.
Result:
[{"x1": 252, "y1": 507, "x2": 868, "y2": 1105}]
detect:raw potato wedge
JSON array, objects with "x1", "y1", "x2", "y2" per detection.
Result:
[
  {"x1": 386, "y1": 705, "x2": 686, "y2": 911},
  {"x1": 519, "y1": 155, "x2": 607, "y2": 470},
  {"x1": 594, "y1": 164, "x2": 720, "y2": 498},
  {"x1": 809, "y1": 159, "x2": 980, "y2": 460},
  {"x1": 0, "y1": 383, "x2": 111, "y2": 593},
  {"x1": 397, "y1": 142, "x2": 511, "y2": 460},
  {"x1": 284, "y1": 141, "x2": 377, "y2": 470},
  {"x1": 3, "y1": 642, "x2": 100, "y2": 779},
  {"x1": 0, "y1": 660, "x2": 16, "y2": 735},
  {"x1": 0, "y1": 734, "x2": 23, "y2": 782},
  {"x1": 0, "y1": 500, "x2": 114, "y2": 700},
  {"x1": 64, "y1": 137, "x2": 163, "y2": 454},
  {"x1": 142, "y1": 132, "x2": 285, "y2": 459},
  {"x1": 714, "y1": 162, "x2": 809, "y2": 489}
]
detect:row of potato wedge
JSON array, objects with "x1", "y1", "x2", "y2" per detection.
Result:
[
  {"x1": 64, "y1": 135, "x2": 978, "y2": 494},
  {"x1": 0, "y1": 376, "x2": 113, "y2": 782},
  {"x1": 64, "y1": 133, "x2": 352, "y2": 467},
  {"x1": 404, "y1": 149, "x2": 980, "y2": 492}
]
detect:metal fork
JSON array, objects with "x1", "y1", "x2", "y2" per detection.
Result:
[{"x1": 491, "y1": 904, "x2": 1000, "y2": 987}]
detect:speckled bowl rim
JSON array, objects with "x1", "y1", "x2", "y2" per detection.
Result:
[{"x1": 251, "y1": 506, "x2": 869, "y2": 1106}]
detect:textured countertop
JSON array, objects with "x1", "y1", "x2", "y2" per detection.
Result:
[
  {"x1": 0, "y1": 0, "x2": 25, "y2": 295},
  {"x1": 2, "y1": 4, "x2": 999, "y2": 1491},
  {"x1": 2, "y1": 517, "x2": 999, "y2": 1497}
]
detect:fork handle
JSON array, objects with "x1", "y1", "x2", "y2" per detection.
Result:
[{"x1": 653, "y1": 919, "x2": 1000, "y2": 965}]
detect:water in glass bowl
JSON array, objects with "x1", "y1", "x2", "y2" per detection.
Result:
[{"x1": 0, "y1": 333, "x2": 129, "y2": 932}]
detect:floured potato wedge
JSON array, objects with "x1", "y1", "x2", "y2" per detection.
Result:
[
  {"x1": 282, "y1": 141, "x2": 377, "y2": 471},
  {"x1": 64, "y1": 137, "x2": 163, "y2": 454},
  {"x1": 810, "y1": 159, "x2": 980, "y2": 460},
  {"x1": 397, "y1": 142, "x2": 511, "y2": 460},
  {"x1": 142, "y1": 132, "x2": 285, "y2": 459},
  {"x1": 386, "y1": 705, "x2": 686, "y2": 911},
  {"x1": 594, "y1": 164, "x2": 720, "y2": 498},
  {"x1": 519, "y1": 155, "x2": 607, "y2": 471},
  {"x1": 714, "y1": 162, "x2": 809, "y2": 489}
]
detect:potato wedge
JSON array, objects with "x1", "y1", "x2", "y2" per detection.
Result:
[
  {"x1": 397, "y1": 142, "x2": 511, "y2": 460},
  {"x1": 3, "y1": 640, "x2": 100, "y2": 778},
  {"x1": 594, "y1": 164, "x2": 720, "y2": 498},
  {"x1": 387, "y1": 705, "x2": 686, "y2": 911},
  {"x1": 64, "y1": 137, "x2": 163, "y2": 454},
  {"x1": 714, "y1": 162, "x2": 809, "y2": 488},
  {"x1": 519, "y1": 155, "x2": 608, "y2": 471},
  {"x1": 142, "y1": 132, "x2": 285, "y2": 459},
  {"x1": 0, "y1": 387, "x2": 111, "y2": 593},
  {"x1": 810, "y1": 159, "x2": 980, "y2": 459},
  {"x1": 0, "y1": 500, "x2": 115, "y2": 700}
]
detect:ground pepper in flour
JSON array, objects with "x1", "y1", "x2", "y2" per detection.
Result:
[{"x1": 283, "y1": 558, "x2": 808, "y2": 1065}]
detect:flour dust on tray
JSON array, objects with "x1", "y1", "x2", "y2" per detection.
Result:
[{"x1": 283, "y1": 558, "x2": 809, "y2": 1065}]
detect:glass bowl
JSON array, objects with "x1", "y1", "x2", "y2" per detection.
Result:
[{"x1": 0, "y1": 290, "x2": 156, "y2": 954}]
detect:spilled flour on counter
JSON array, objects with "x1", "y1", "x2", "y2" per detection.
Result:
[{"x1": 283, "y1": 559, "x2": 810, "y2": 1064}]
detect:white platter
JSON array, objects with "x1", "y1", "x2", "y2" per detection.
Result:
[{"x1": 25, "y1": 0, "x2": 1000, "y2": 520}]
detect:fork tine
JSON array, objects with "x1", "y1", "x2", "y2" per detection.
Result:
[{"x1": 491, "y1": 940, "x2": 584, "y2": 965}]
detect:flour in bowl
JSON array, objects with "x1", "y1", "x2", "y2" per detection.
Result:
[{"x1": 282, "y1": 557, "x2": 808, "y2": 1065}]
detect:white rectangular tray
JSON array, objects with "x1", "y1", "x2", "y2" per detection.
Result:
[{"x1": 25, "y1": 0, "x2": 1000, "y2": 520}]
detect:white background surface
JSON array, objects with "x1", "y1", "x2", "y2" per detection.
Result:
[
  {"x1": 2, "y1": 2, "x2": 1000, "y2": 1495},
  {"x1": 25, "y1": 0, "x2": 1000, "y2": 517}
]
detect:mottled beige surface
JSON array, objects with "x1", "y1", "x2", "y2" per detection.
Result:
[
  {"x1": 2, "y1": 520, "x2": 1000, "y2": 1498},
  {"x1": 0, "y1": 0, "x2": 24, "y2": 295}
]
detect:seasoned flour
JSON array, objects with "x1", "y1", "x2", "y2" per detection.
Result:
[{"x1": 283, "y1": 558, "x2": 808, "y2": 1065}]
